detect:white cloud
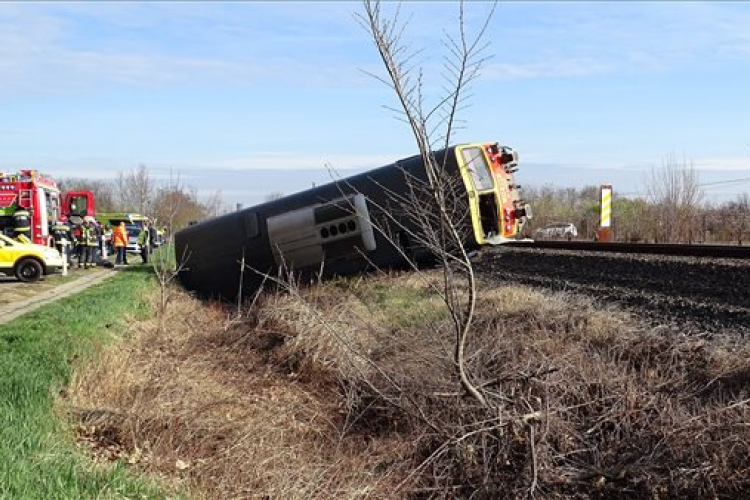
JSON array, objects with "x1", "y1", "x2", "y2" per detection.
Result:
[
  {"x1": 693, "y1": 158, "x2": 750, "y2": 172},
  {"x1": 5, "y1": 2, "x2": 749, "y2": 96},
  {"x1": 484, "y1": 58, "x2": 615, "y2": 80},
  {"x1": 485, "y1": 3, "x2": 750, "y2": 81},
  {"x1": 0, "y1": 3, "x2": 373, "y2": 98}
]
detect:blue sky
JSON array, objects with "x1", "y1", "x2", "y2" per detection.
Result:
[{"x1": 1, "y1": 1, "x2": 749, "y2": 208}]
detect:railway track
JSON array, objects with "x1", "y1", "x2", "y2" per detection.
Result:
[
  {"x1": 505, "y1": 240, "x2": 750, "y2": 259},
  {"x1": 478, "y1": 241, "x2": 750, "y2": 336}
]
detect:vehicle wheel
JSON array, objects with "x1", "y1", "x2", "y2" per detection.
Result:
[{"x1": 15, "y1": 258, "x2": 43, "y2": 283}]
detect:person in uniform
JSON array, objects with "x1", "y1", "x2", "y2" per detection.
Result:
[
  {"x1": 50, "y1": 217, "x2": 75, "y2": 264},
  {"x1": 78, "y1": 217, "x2": 98, "y2": 269},
  {"x1": 13, "y1": 209, "x2": 32, "y2": 242},
  {"x1": 137, "y1": 222, "x2": 151, "y2": 264}
]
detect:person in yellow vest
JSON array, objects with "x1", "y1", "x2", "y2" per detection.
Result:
[
  {"x1": 51, "y1": 218, "x2": 75, "y2": 264},
  {"x1": 78, "y1": 216, "x2": 98, "y2": 269},
  {"x1": 137, "y1": 222, "x2": 151, "y2": 264},
  {"x1": 13, "y1": 209, "x2": 31, "y2": 241}
]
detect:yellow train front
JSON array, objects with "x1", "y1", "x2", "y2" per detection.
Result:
[{"x1": 174, "y1": 142, "x2": 529, "y2": 299}]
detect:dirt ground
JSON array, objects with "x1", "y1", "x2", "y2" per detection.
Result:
[{"x1": 0, "y1": 266, "x2": 118, "y2": 325}]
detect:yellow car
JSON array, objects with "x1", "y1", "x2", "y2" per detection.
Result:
[{"x1": 0, "y1": 234, "x2": 64, "y2": 282}]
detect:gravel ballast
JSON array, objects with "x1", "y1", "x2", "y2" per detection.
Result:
[{"x1": 478, "y1": 246, "x2": 750, "y2": 336}]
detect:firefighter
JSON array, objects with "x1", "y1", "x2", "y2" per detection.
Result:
[
  {"x1": 102, "y1": 224, "x2": 113, "y2": 255},
  {"x1": 51, "y1": 218, "x2": 75, "y2": 264},
  {"x1": 137, "y1": 222, "x2": 151, "y2": 264},
  {"x1": 93, "y1": 219, "x2": 104, "y2": 263},
  {"x1": 78, "y1": 216, "x2": 98, "y2": 269},
  {"x1": 12, "y1": 209, "x2": 31, "y2": 241},
  {"x1": 148, "y1": 220, "x2": 157, "y2": 254}
]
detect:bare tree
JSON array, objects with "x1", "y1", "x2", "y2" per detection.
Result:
[
  {"x1": 647, "y1": 154, "x2": 704, "y2": 243},
  {"x1": 264, "y1": 191, "x2": 284, "y2": 202},
  {"x1": 721, "y1": 192, "x2": 750, "y2": 245},
  {"x1": 116, "y1": 164, "x2": 154, "y2": 215},
  {"x1": 152, "y1": 171, "x2": 224, "y2": 235},
  {"x1": 358, "y1": 0, "x2": 496, "y2": 406},
  {"x1": 58, "y1": 178, "x2": 118, "y2": 213},
  {"x1": 151, "y1": 169, "x2": 193, "y2": 236}
]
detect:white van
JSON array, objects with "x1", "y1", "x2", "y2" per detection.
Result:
[{"x1": 534, "y1": 223, "x2": 578, "y2": 241}]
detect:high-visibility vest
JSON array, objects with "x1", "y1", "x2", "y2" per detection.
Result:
[
  {"x1": 51, "y1": 223, "x2": 71, "y2": 243},
  {"x1": 80, "y1": 224, "x2": 97, "y2": 246},
  {"x1": 113, "y1": 225, "x2": 128, "y2": 247},
  {"x1": 137, "y1": 228, "x2": 149, "y2": 246}
]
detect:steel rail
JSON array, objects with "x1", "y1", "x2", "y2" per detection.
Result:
[{"x1": 504, "y1": 240, "x2": 750, "y2": 259}]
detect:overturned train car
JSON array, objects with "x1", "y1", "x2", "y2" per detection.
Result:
[{"x1": 174, "y1": 142, "x2": 530, "y2": 299}]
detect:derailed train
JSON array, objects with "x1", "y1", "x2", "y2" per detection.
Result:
[{"x1": 174, "y1": 142, "x2": 530, "y2": 299}]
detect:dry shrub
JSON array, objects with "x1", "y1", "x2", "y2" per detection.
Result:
[
  {"x1": 66, "y1": 283, "x2": 409, "y2": 499},
  {"x1": 66, "y1": 271, "x2": 750, "y2": 499},
  {"x1": 259, "y1": 271, "x2": 750, "y2": 498}
]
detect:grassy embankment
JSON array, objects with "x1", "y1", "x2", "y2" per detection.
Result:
[
  {"x1": 69, "y1": 268, "x2": 750, "y2": 498},
  {"x1": 0, "y1": 265, "x2": 176, "y2": 498}
]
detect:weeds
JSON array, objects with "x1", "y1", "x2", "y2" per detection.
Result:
[
  {"x1": 68, "y1": 270, "x2": 750, "y2": 498},
  {"x1": 0, "y1": 268, "x2": 171, "y2": 499}
]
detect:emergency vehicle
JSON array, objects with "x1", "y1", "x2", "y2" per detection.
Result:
[
  {"x1": 0, "y1": 233, "x2": 64, "y2": 282},
  {"x1": 0, "y1": 170, "x2": 62, "y2": 246},
  {"x1": 98, "y1": 213, "x2": 160, "y2": 253},
  {"x1": 62, "y1": 190, "x2": 96, "y2": 224},
  {"x1": 61, "y1": 190, "x2": 97, "y2": 243}
]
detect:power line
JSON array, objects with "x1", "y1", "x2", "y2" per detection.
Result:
[{"x1": 699, "y1": 177, "x2": 750, "y2": 188}]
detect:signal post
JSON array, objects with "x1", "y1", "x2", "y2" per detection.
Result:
[{"x1": 597, "y1": 184, "x2": 613, "y2": 242}]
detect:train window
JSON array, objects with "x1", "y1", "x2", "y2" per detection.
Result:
[
  {"x1": 243, "y1": 212, "x2": 260, "y2": 238},
  {"x1": 462, "y1": 147, "x2": 494, "y2": 191}
]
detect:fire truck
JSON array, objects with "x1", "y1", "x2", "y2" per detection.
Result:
[
  {"x1": 0, "y1": 170, "x2": 97, "y2": 247},
  {"x1": 62, "y1": 190, "x2": 96, "y2": 242},
  {"x1": 0, "y1": 170, "x2": 62, "y2": 246}
]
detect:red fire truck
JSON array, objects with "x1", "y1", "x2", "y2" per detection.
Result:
[
  {"x1": 0, "y1": 170, "x2": 62, "y2": 246},
  {"x1": 0, "y1": 170, "x2": 96, "y2": 246},
  {"x1": 62, "y1": 190, "x2": 96, "y2": 241}
]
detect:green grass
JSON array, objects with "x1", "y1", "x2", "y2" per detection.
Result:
[
  {"x1": 357, "y1": 281, "x2": 448, "y2": 327},
  {"x1": 0, "y1": 266, "x2": 178, "y2": 499}
]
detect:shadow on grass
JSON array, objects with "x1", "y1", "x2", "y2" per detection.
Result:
[{"x1": 118, "y1": 264, "x2": 155, "y2": 275}]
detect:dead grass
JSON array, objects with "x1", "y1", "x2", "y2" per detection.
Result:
[
  {"x1": 66, "y1": 269, "x2": 750, "y2": 498},
  {"x1": 67, "y1": 285, "x2": 408, "y2": 499}
]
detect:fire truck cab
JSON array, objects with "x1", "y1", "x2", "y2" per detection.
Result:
[
  {"x1": 62, "y1": 190, "x2": 97, "y2": 244},
  {"x1": 62, "y1": 190, "x2": 95, "y2": 225},
  {"x1": 0, "y1": 170, "x2": 62, "y2": 246}
]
